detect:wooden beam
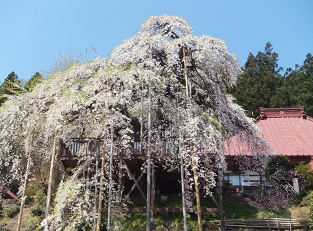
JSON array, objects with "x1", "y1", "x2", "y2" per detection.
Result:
[{"x1": 122, "y1": 159, "x2": 146, "y2": 201}]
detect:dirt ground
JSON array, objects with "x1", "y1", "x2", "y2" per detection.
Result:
[{"x1": 1, "y1": 206, "x2": 39, "y2": 231}]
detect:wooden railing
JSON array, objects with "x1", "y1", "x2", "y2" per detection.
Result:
[
  {"x1": 215, "y1": 218, "x2": 304, "y2": 230},
  {"x1": 57, "y1": 138, "x2": 177, "y2": 159}
]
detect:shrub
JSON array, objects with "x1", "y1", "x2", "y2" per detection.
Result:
[
  {"x1": 264, "y1": 155, "x2": 291, "y2": 181},
  {"x1": 31, "y1": 206, "x2": 44, "y2": 217},
  {"x1": 5, "y1": 206, "x2": 20, "y2": 218},
  {"x1": 294, "y1": 161, "x2": 313, "y2": 187}
]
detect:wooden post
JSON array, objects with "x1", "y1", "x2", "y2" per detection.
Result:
[
  {"x1": 183, "y1": 46, "x2": 202, "y2": 231},
  {"x1": 107, "y1": 122, "x2": 114, "y2": 231},
  {"x1": 53, "y1": 160, "x2": 60, "y2": 195},
  {"x1": 45, "y1": 133, "x2": 58, "y2": 222},
  {"x1": 218, "y1": 170, "x2": 225, "y2": 231},
  {"x1": 192, "y1": 158, "x2": 203, "y2": 231},
  {"x1": 151, "y1": 166, "x2": 155, "y2": 218},
  {"x1": 93, "y1": 144, "x2": 100, "y2": 231},
  {"x1": 146, "y1": 77, "x2": 152, "y2": 231},
  {"x1": 96, "y1": 112, "x2": 107, "y2": 231},
  {"x1": 180, "y1": 142, "x2": 188, "y2": 231},
  {"x1": 182, "y1": 47, "x2": 189, "y2": 100},
  {"x1": 53, "y1": 139, "x2": 62, "y2": 195},
  {"x1": 17, "y1": 128, "x2": 35, "y2": 231}
]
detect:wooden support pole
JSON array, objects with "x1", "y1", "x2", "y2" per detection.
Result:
[
  {"x1": 183, "y1": 47, "x2": 189, "y2": 100},
  {"x1": 183, "y1": 45, "x2": 202, "y2": 231},
  {"x1": 17, "y1": 128, "x2": 35, "y2": 231},
  {"x1": 180, "y1": 149, "x2": 188, "y2": 231},
  {"x1": 96, "y1": 113, "x2": 107, "y2": 231},
  {"x1": 146, "y1": 76, "x2": 152, "y2": 231},
  {"x1": 218, "y1": 170, "x2": 225, "y2": 231},
  {"x1": 192, "y1": 158, "x2": 203, "y2": 231},
  {"x1": 150, "y1": 165, "x2": 155, "y2": 219},
  {"x1": 107, "y1": 123, "x2": 114, "y2": 231},
  {"x1": 53, "y1": 160, "x2": 60, "y2": 195},
  {"x1": 93, "y1": 145, "x2": 100, "y2": 231},
  {"x1": 45, "y1": 133, "x2": 58, "y2": 222}
]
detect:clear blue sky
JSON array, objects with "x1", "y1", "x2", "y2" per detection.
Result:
[{"x1": 1, "y1": 0, "x2": 312, "y2": 84}]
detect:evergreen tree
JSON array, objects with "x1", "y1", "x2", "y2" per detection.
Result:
[
  {"x1": 0, "y1": 71, "x2": 23, "y2": 106},
  {"x1": 229, "y1": 42, "x2": 283, "y2": 117},
  {"x1": 282, "y1": 53, "x2": 313, "y2": 116},
  {"x1": 25, "y1": 72, "x2": 43, "y2": 91}
]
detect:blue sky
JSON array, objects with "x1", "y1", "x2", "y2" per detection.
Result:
[{"x1": 1, "y1": 0, "x2": 312, "y2": 84}]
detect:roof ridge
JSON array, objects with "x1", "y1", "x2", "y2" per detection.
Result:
[{"x1": 259, "y1": 107, "x2": 305, "y2": 119}]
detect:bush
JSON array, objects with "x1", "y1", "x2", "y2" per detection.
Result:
[
  {"x1": 31, "y1": 188, "x2": 46, "y2": 217},
  {"x1": 31, "y1": 206, "x2": 44, "y2": 217},
  {"x1": 264, "y1": 155, "x2": 291, "y2": 181},
  {"x1": 5, "y1": 206, "x2": 20, "y2": 218},
  {"x1": 294, "y1": 161, "x2": 313, "y2": 187},
  {"x1": 288, "y1": 190, "x2": 308, "y2": 206}
]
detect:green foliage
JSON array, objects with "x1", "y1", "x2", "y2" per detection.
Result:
[
  {"x1": 31, "y1": 189, "x2": 46, "y2": 217},
  {"x1": 222, "y1": 195, "x2": 258, "y2": 219},
  {"x1": 24, "y1": 72, "x2": 43, "y2": 92},
  {"x1": 5, "y1": 205, "x2": 20, "y2": 218},
  {"x1": 229, "y1": 42, "x2": 283, "y2": 117},
  {"x1": 288, "y1": 190, "x2": 308, "y2": 206},
  {"x1": 264, "y1": 155, "x2": 291, "y2": 181},
  {"x1": 0, "y1": 71, "x2": 24, "y2": 106},
  {"x1": 256, "y1": 208, "x2": 290, "y2": 218},
  {"x1": 229, "y1": 42, "x2": 313, "y2": 118},
  {"x1": 294, "y1": 161, "x2": 313, "y2": 187},
  {"x1": 282, "y1": 53, "x2": 313, "y2": 116},
  {"x1": 121, "y1": 214, "x2": 146, "y2": 231}
]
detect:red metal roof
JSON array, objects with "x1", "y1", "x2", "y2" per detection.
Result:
[
  {"x1": 225, "y1": 107, "x2": 313, "y2": 158},
  {"x1": 0, "y1": 185, "x2": 19, "y2": 200}
]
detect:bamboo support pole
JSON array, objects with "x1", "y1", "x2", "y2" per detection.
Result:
[
  {"x1": 45, "y1": 133, "x2": 58, "y2": 223},
  {"x1": 183, "y1": 46, "x2": 202, "y2": 231},
  {"x1": 93, "y1": 145, "x2": 100, "y2": 231},
  {"x1": 192, "y1": 157, "x2": 203, "y2": 231},
  {"x1": 151, "y1": 166, "x2": 155, "y2": 218},
  {"x1": 218, "y1": 170, "x2": 225, "y2": 231},
  {"x1": 180, "y1": 142, "x2": 188, "y2": 231},
  {"x1": 146, "y1": 77, "x2": 152, "y2": 231},
  {"x1": 17, "y1": 128, "x2": 35, "y2": 231},
  {"x1": 107, "y1": 122, "x2": 114, "y2": 231},
  {"x1": 96, "y1": 112, "x2": 107, "y2": 231}
]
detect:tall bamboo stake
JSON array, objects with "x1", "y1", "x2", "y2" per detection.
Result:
[
  {"x1": 140, "y1": 82, "x2": 144, "y2": 155},
  {"x1": 45, "y1": 133, "x2": 58, "y2": 225},
  {"x1": 93, "y1": 145, "x2": 100, "y2": 231},
  {"x1": 180, "y1": 140, "x2": 188, "y2": 231},
  {"x1": 96, "y1": 112, "x2": 107, "y2": 231},
  {"x1": 146, "y1": 77, "x2": 152, "y2": 231},
  {"x1": 107, "y1": 122, "x2": 114, "y2": 231},
  {"x1": 17, "y1": 128, "x2": 35, "y2": 231},
  {"x1": 218, "y1": 169, "x2": 225, "y2": 231},
  {"x1": 183, "y1": 46, "x2": 202, "y2": 231}
]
